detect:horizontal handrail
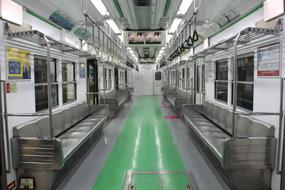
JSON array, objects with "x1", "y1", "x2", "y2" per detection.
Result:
[
  {"x1": 6, "y1": 113, "x2": 50, "y2": 117},
  {"x1": 235, "y1": 112, "x2": 281, "y2": 116}
]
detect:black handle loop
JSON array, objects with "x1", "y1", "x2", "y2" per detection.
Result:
[{"x1": 192, "y1": 30, "x2": 199, "y2": 42}]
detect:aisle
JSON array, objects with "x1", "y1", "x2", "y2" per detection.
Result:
[{"x1": 92, "y1": 96, "x2": 188, "y2": 190}]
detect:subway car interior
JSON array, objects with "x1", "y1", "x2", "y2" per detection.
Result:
[{"x1": 0, "y1": 0, "x2": 285, "y2": 190}]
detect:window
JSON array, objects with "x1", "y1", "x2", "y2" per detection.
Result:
[
  {"x1": 232, "y1": 54, "x2": 254, "y2": 110},
  {"x1": 34, "y1": 56, "x2": 58, "y2": 112},
  {"x1": 62, "y1": 61, "x2": 76, "y2": 104},
  {"x1": 215, "y1": 60, "x2": 228, "y2": 102},
  {"x1": 171, "y1": 71, "x2": 175, "y2": 86}
]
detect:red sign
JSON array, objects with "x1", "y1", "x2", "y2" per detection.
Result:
[
  {"x1": 257, "y1": 70, "x2": 280, "y2": 77},
  {"x1": 6, "y1": 83, "x2": 10, "y2": 93}
]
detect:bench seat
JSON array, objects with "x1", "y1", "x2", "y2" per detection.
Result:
[
  {"x1": 182, "y1": 102, "x2": 276, "y2": 190},
  {"x1": 100, "y1": 89, "x2": 131, "y2": 115},
  {"x1": 163, "y1": 87, "x2": 187, "y2": 110},
  {"x1": 11, "y1": 102, "x2": 110, "y2": 190},
  {"x1": 59, "y1": 114, "x2": 107, "y2": 160}
]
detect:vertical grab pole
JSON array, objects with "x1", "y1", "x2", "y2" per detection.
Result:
[
  {"x1": 3, "y1": 81, "x2": 11, "y2": 173},
  {"x1": 193, "y1": 57, "x2": 197, "y2": 104},
  {"x1": 186, "y1": 58, "x2": 189, "y2": 104},
  {"x1": 191, "y1": 55, "x2": 195, "y2": 104},
  {"x1": 103, "y1": 33, "x2": 106, "y2": 105},
  {"x1": 232, "y1": 33, "x2": 241, "y2": 138},
  {"x1": 44, "y1": 36, "x2": 54, "y2": 139},
  {"x1": 98, "y1": 27, "x2": 101, "y2": 105},
  {"x1": 0, "y1": 81, "x2": 7, "y2": 189},
  {"x1": 277, "y1": 78, "x2": 284, "y2": 174}
]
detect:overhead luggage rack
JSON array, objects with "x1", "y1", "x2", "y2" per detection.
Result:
[
  {"x1": 7, "y1": 30, "x2": 92, "y2": 57},
  {"x1": 193, "y1": 26, "x2": 282, "y2": 58}
]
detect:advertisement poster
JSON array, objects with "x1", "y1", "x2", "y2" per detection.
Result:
[
  {"x1": 257, "y1": 43, "x2": 280, "y2": 77},
  {"x1": 145, "y1": 32, "x2": 162, "y2": 44},
  {"x1": 79, "y1": 63, "x2": 86, "y2": 78},
  {"x1": 6, "y1": 47, "x2": 31, "y2": 80},
  {"x1": 128, "y1": 32, "x2": 145, "y2": 44}
]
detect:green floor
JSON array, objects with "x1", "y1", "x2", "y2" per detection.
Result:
[{"x1": 92, "y1": 96, "x2": 188, "y2": 190}]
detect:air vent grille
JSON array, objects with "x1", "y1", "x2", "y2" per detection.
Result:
[{"x1": 134, "y1": 0, "x2": 151, "y2": 6}]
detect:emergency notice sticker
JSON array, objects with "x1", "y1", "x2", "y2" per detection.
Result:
[{"x1": 257, "y1": 43, "x2": 281, "y2": 77}]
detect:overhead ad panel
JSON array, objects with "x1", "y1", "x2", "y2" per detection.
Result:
[{"x1": 124, "y1": 31, "x2": 166, "y2": 47}]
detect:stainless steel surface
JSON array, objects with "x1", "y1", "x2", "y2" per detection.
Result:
[
  {"x1": 223, "y1": 137, "x2": 277, "y2": 170},
  {"x1": 277, "y1": 78, "x2": 284, "y2": 173},
  {"x1": 232, "y1": 33, "x2": 240, "y2": 139},
  {"x1": 182, "y1": 102, "x2": 276, "y2": 190},
  {"x1": 83, "y1": 13, "x2": 121, "y2": 48},
  {"x1": 2, "y1": 81, "x2": 11, "y2": 173},
  {"x1": 7, "y1": 113, "x2": 50, "y2": 117},
  {"x1": 44, "y1": 35, "x2": 54, "y2": 139},
  {"x1": 164, "y1": 88, "x2": 187, "y2": 110},
  {"x1": 7, "y1": 29, "x2": 90, "y2": 57},
  {"x1": 0, "y1": 81, "x2": 7, "y2": 189},
  {"x1": 236, "y1": 112, "x2": 281, "y2": 116},
  {"x1": 11, "y1": 138, "x2": 64, "y2": 170}
]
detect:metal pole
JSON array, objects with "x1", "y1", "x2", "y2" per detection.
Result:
[
  {"x1": 176, "y1": 58, "x2": 179, "y2": 94},
  {"x1": 44, "y1": 36, "x2": 54, "y2": 139},
  {"x1": 0, "y1": 82, "x2": 7, "y2": 190},
  {"x1": 277, "y1": 78, "x2": 284, "y2": 174},
  {"x1": 186, "y1": 59, "x2": 189, "y2": 104},
  {"x1": 84, "y1": 13, "x2": 120, "y2": 48},
  {"x1": 3, "y1": 82, "x2": 11, "y2": 173},
  {"x1": 98, "y1": 26, "x2": 101, "y2": 58},
  {"x1": 97, "y1": 27, "x2": 101, "y2": 105},
  {"x1": 232, "y1": 33, "x2": 241, "y2": 138},
  {"x1": 102, "y1": 34, "x2": 106, "y2": 104},
  {"x1": 193, "y1": 58, "x2": 197, "y2": 104}
]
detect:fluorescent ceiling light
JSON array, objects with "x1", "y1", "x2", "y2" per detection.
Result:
[
  {"x1": 91, "y1": 0, "x2": 109, "y2": 16},
  {"x1": 106, "y1": 19, "x2": 121, "y2": 34},
  {"x1": 169, "y1": 18, "x2": 182, "y2": 34},
  {"x1": 177, "y1": 0, "x2": 193, "y2": 15}
]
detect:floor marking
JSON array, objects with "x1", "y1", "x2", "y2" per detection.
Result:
[
  {"x1": 161, "y1": 105, "x2": 172, "y2": 108},
  {"x1": 165, "y1": 115, "x2": 179, "y2": 119},
  {"x1": 123, "y1": 170, "x2": 199, "y2": 190}
]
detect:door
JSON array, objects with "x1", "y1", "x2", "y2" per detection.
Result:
[
  {"x1": 87, "y1": 59, "x2": 99, "y2": 105},
  {"x1": 154, "y1": 71, "x2": 162, "y2": 95},
  {"x1": 133, "y1": 64, "x2": 156, "y2": 95},
  {"x1": 125, "y1": 70, "x2": 128, "y2": 88},
  {"x1": 115, "y1": 67, "x2": 119, "y2": 91}
]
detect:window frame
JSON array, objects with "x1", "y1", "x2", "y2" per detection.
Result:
[
  {"x1": 215, "y1": 59, "x2": 229, "y2": 103},
  {"x1": 62, "y1": 61, "x2": 77, "y2": 104},
  {"x1": 34, "y1": 56, "x2": 59, "y2": 112},
  {"x1": 231, "y1": 53, "x2": 254, "y2": 111}
]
